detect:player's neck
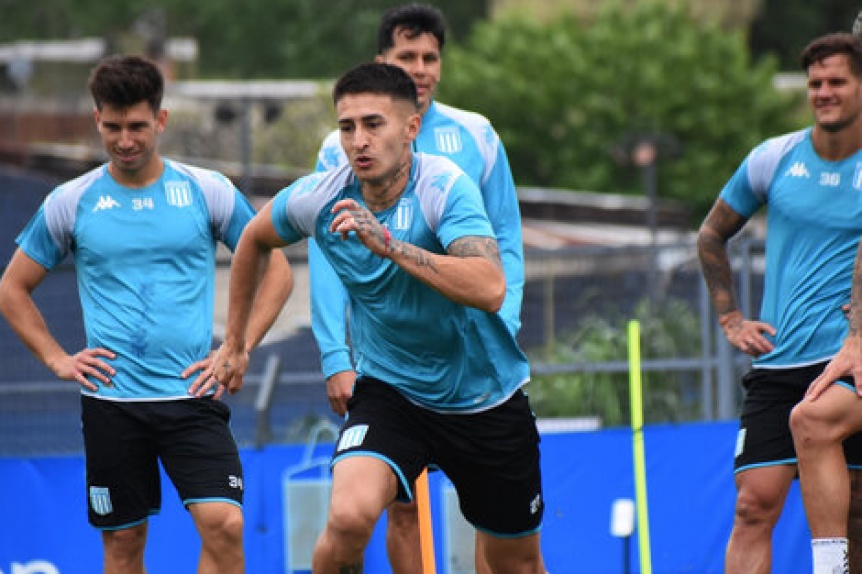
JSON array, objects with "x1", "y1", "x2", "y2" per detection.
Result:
[
  {"x1": 362, "y1": 155, "x2": 411, "y2": 212},
  {"x1": 108, "y1": 155, "x2": 165, "y2": 188}
]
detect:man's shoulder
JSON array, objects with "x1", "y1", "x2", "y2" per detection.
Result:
[
  {"x1": 61, "y1": 163, "x2": 106, "y2": 188},
  {"x1": 430, "y1": 101, "x2": 493, "y2": 130},
  {"x1": 414, "y1": 153, "x2": 475, "y2": 197},
  {"x1": 316, "y1": 129, "x2": 346, "y2": 171},
  {"x1": 49, "y1": 164, "x2": 108, "y2": 205},
  {"x1": 287, "y1": 163, "x2": 353, "y2": 202},
  {"x1": 754, "y1": 128, "x2": 809, "y2": 157},
  {"x1": 743, "y1": 128, "x2": 809, "y2": 172},
  {"x1": 164, "y1": 158, "x2": 234, "y2": 189},
  {"x1": 415, "y1": 151, "x2": 463, "y2": 174}
]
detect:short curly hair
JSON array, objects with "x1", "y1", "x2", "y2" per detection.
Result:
[
  {"x1": 88, "y1": 54, "x2": 164, "y2": 112},
  {"x1": 801, "y1": 32, "x2": 862, "y2": 78}
]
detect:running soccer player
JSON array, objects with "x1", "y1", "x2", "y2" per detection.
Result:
[
  {"x1": 209, "y1": 62, "x2": 546, "y2": 574},
  {"x1": 311, "y1": 6, "x2": 523, "y2": 570}
]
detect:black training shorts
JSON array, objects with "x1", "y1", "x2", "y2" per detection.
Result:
[
  {"x1": 81, "y1": 395, "x2": 244, "y2": 530},
  {"x1": 734, "y1": 362, "x2": 862, "y2": 473},
  {"x1": 332, "y1": 377, "x2": 544, "y2": 537}
]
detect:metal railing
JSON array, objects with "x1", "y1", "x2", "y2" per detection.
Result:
[{"x1": 0, "y1": 235, "x2": 766, "y2": 454}]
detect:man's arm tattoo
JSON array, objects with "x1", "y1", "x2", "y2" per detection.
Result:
[
  {"x1": 447, "y1": 236, "x2": 502, "y2": 268},
  {"x1": 392, "y1": 241, "x2": 438, "y2": 273},
  {"x1": 698, "y1": 225, "x2": 737, "y2": 317},
  {"x1": 696, "y1": 202, "x2": 747, "y2": 317},
  {"x1": 390, "y1": 235, "x2": 500, "y2": 275}
]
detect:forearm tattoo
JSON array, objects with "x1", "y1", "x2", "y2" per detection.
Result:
[
  {"x1": 389, "y1": 235, "x2": 500, "y2": 275},
  {"x1": 448, "y1": 236, "x2": 503, "y2": 268},
  {"x1": 697, "y1": 203, "x2": 745, "y2": 317},
  {"x1": 698, "y1": 227, "x2": 737, "y2": 316},
  {"x1": 392, "y1": 240, "x2": 438, "y2": 272}
]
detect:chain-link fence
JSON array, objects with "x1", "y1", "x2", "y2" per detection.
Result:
[{"x1": 0, "y1": 229, "x2": 765, "y2": 456}]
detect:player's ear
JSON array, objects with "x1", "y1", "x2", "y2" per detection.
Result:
[
  {"x1": 405, "y1": 111, "x2": 421, "y2": 142},
  {"x1": 155, "y1": 109, "x2": 168, "y2": 133}
]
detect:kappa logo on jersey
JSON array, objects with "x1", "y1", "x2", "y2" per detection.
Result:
[
  {"x1": 89, "y1": 486, "x2": 114, "y2": 516},
  {"x1": 393, "y1": 198, "x2": 413, "y2": 230},
  {"x1": 430, "y1": 173, "x2": 453, "y2": 194},
  {"x1": 785, "y1": 162, "x2": 810, "y2": 178},
  {"x1": 434, "y1": 127, "x2": 462, "y2": 154},
  {"x1": 321, "y1": 145, "x2": 343, "y2": 170},
  {"x1": 337, "y1": 424, "x2": 369, "y2": 452},
  {"x1": 92, "y1": 195, "x2": 120, "y2": 212},
  {"x1": 165, "y1": 180, "x2": 192, "y2": 207}
]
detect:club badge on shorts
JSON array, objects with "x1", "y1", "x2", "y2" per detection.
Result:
[{"x1": 89, "y1": 486, "x2": 114, "y2": 516}]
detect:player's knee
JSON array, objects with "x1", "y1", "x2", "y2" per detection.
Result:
[
  {"x1": 789, "y1": 401, "x2": 838, "y2": 448},
  {"x1": 196, "y1": 506, "x2": 244, "y2": 551},
  {"x1": 103, "y1": 525, "x2": 147, "y2": 561},
  {"x1": 482, "y1": 533, "x2": 544, "y2": 573},
  {"x1": 216, "y1": 510, "x2": 244, "y2": 548},
  {"x1": 733, "y1": 488, "x2": 782, "y2": 527},
  {"x1": 327, "y1": 502, "x2": 378, "y2": 546}
]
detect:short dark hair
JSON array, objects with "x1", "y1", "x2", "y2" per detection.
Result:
[
  {"x1": 88, "y1": 55, "x2": 164, "y2": 112},
  {"x1": 333, "y1": 62, "x2": 419, "y2": 111},
  {"x1": 801, "y1": 32, "x2": 862, "y2": 78},
  {"x1": 377, "y1": 3, "x2": 447, "y2": 55}
]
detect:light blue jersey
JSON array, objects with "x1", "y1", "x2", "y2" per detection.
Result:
[
  {"x1": 272, "y1": 153, "x2": 530, "y2": 412},
  {"x1": 720, "y1": 128, "x2": 862, "y2": 368},
  {"x1": 16, "y1": 159, "x2": 256, "y2": 400},
  {"x1": 311, "y1": 100, "x2": 524, "y2": 378}
]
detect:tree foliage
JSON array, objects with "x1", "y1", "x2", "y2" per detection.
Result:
[
  {"x1": 0, "y1": 0, "x2": 487, "y2": 79},
  {"x1": 750, "y1": 0, "x2": 861, "y2": 70},
  {"x1": 527, "y1": 298, "x2": 703, "y2": 426},
  {"x1": 439, "y1": 1, "x2": 800, "y2": 218}
]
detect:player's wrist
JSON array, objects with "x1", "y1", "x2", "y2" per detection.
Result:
[
  {"x1": 382, "y1": 227, "x2": 393, "y2": 258},
  {"x1": 718, "y1": 310, "x2": 742, "y2": 329},
  {"x1": 221, "y1": 335, "x2": 247, "y2": 355}
]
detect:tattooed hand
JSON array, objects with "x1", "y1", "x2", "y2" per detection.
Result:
[{"x1": 330, "y1": 199, "x2": 390, "y2": 257}]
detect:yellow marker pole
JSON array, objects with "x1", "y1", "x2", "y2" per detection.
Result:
[
  {"x1": 415, "y1": 468, "x2": 437, "y2": 574},
  {"x1": 627, "y1": 320, "x2": 653, "y2": 574}
]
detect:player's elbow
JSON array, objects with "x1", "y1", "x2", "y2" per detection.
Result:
[
  {"x1": 0, "y1": 273, "x2": 20, "y2": 321},
  {"x1": 0, "y1": 279, "x2": 10, "y2": 320},
  {"x1": 477, "y1": 272, "x2": 506, "y2": 314},
  {"x1": 271, "y1": 248, "x2": 294, "y2": 301}
]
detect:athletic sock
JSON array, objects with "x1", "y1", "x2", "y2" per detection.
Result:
[{"x1": 812, "y1": 538, "x2": 848, "y2": 574}]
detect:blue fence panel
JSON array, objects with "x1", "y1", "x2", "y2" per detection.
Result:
[{"x1": 0, "y1": 421, "x2": 813, "y2": 573}]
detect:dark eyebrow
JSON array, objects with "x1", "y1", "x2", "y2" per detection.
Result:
[
  {"x1": 101, "y1": 119, "x2": 150, "y2": 129},
  {"x1": 339, "y1": 114, "x2": 385, "y2": 125}
]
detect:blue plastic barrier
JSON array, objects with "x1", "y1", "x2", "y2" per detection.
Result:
[{"x1": 0, "y1": 421, "x2": 813, "y2": 573}]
